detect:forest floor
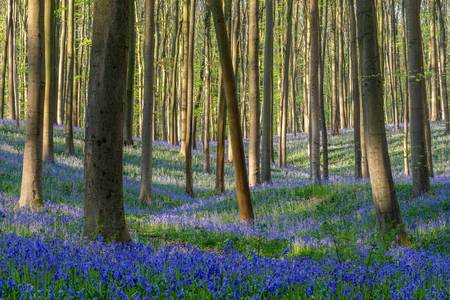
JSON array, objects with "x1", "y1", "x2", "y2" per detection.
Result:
[{"x1": 0, "y1": 119, "x2": 449, "y2": 299}]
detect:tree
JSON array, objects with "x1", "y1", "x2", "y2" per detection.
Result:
[
  {"x1": 405, "y1": 0, "x2": 430, "y2": 195},
  {"x1": 184, "y1": 0, "x2": 196, "y2": 196},
  {"x1": 7, "y1": 0, "x2": 16, "y2": 121},
  {"x1": 203, "y1": 10, "x2": 212, "y2": 174},
  {"x1": 309, "y1": 0, "x2": 321, "y2": 184},
  {"x1": 56, "y1": 0, "x2": 67, "y2": 125},
  {"x1": 356, "y1": 0, "x2": 405, "y2": 238},
  {"x1": 139, "y1": 0, "x2": 156, "y2": 205},
  {"x1": 436, "y1": 0, "x2": 449, "y2": 133},
  {"x1": 0, "y1": 10, "x2": 9, "y2": 119},
  {"x1": 278, "y1": 0, "x2": 293, "y2": 167},
  {"x1": 84, "y1": 0, "x2": 131, "y2": 242},
  {"x1": 124, "y1": 0, "x2": 136, "y2": 146},
  {"x1": 18, "y1": 0, "x2": 44, "y2": 209},
  {"x1": 261, "y1": 0, "x2": 273, "y2": 184},
  {"x1": 348, "y1": 0, "x2": 362, "y2": 178},
  {"x1": 248, "y1": 0, "x2": 260, "y2": 187},
  {"x1": 65, "y1": 0, "x2": 75, "y2": 154},
  {"x1": 42, "y1": 0, "x2": 55, "y2": 162},
  {"x1": 208, "y1": 0, "x2": 254, "y2": 222}
]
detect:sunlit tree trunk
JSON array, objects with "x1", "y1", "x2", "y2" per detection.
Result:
[
  {"x1": 356, "y1": 0, "x2": 405, "y2": 238},
  {"x1": 0, "y1": 14, "x2": 9, "y2": 119},
  {"x1": 261, "y1": 0, "x2": 273, "y2": 184},
  {"x1": 42, "y1": 0, "x2": 55, "y2": 162},
  {"x1": 84, "y1": 0, "x2": 131, "y2": 242},
  {"x1": 18, "y1": 0, "x2": 44, "y2": 209},
  {"x1": 437, "y1": 0, "x2": 449, "y2": 133},
  {"x1": 203, "y1": 10, "x2": 211, "y2": 174},
  {"x1": 248, "y1": 0, "x2": 260, "y2": 186},
  {"x1": 208, "y1": 0, "x2": 254, "y2": 222},
  {"x1": 7, "y1": 0, "x2": 16, "y2": 121},
  {"x1": 139, "y1": 0, "x2": 156, "y2": 205},
  {"x1": 430, "y1": 0, "x2": 440, "y2": 121},
  {"x1": 56, "y1": 0, "x2": 66, "y2": 125}
]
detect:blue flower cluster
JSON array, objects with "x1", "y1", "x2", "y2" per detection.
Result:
[{"x1": 0, "y1": 232, "x2": 448, "y2": 299}]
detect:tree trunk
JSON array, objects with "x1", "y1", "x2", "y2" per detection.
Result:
[
  {"x1": 64, "y1": 0, "x2": 74, "y2": 154},
  {"x1": 261, "y1": 0, "x2": 273, "y2": 184},
  {"x1": 356, "y1": 0, "x2": 405, "y2": 237},
  {"x1": 348, "y1": 0, "x2": 362, "y2": 178},
  {"x1": 436, "y1": 0, "x2": 449, "y2": 133},
  {"x1": 184, "y1": 0, "x2": 196, "y2": 196},
  {"x1": 139, "y1": 0, "x2": 156, "y2": 205},
  {"x1": 43, "y1": 0, "x2": 55, "y2": 162},
  {"x1": 216, "y1": 73, "x2": 226, "y2": 193},
  {"x1": 84, "y1": 0, "x2": 131, "y2": 242},
  {"x1": 203, "y1": 10, "x2": 211, "y2": 174},
  {"x1": 248, "y1": 0, "x2": 260, "y2": 187},
  {"x1": 405, "y1": 0, "x2": 431, "y2": 195},
  {"x1": 7, "y1": 0, "x2": 16, "y2": 121},
  {"x1": 0, "y1": 14, "x2": 9, "y2": 119},
  {"x1": 124, "y1": 0, "x2": 135, "y2": 146},
  {"x1": 320, "y1": 0, "x2": 329, "y2": 180},
  {"x1": 309, "y1": 0, "x2": 321, "y2": 184},
  {"x1": 19, "y1": 0, "x2": 44, "y2": 209},
  {"x1": 430, "y1": 0, "x2": 440, "y2": 121},
  {"x1": 208, "y1": 0, "x2": 254, "y2": 222},
  {"x1": 56, "y1": 0, "x2": 66, "y2": 125}
]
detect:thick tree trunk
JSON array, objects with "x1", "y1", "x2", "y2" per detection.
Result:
[
  {"x1": 261, "y1": 0, "x2": 273, "y2": 184},
  {"x1": 356, "y1": 0, "x2": 405, "y2": 237},
  {"x1": 84, "y1": 0, "x2": 131, "y2": 242},
  {"x1": 248, "y1": 0, "x2": 260, "y2": 187},
  {"x1": 208, "y1": 0, "x2": 254, "y2": 222},
  {"x1": 139, "y1": 0, "x2": 156, "y2": 205},
  {"x1": 43, "y1": 0, "x2": 55, "y2": 162},
  {"x1": 19, "y1": 0, "x2": 44, "y2": 209},
  {"x1": 405, "y1": 0, "x2": 431, "y2": 195}
]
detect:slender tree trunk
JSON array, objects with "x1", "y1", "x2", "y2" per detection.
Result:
[
  {"x1": 309, "y1": 0, "x2": 321, "y2": 184},
  {"x1": 402, "y1": 2, "x2": 410, "y2": 176},
  {"x1": 124, "y1": 0, "x2": 135, "y2": 146},
  {"x1": 43, "y1": 0, "x2": 55, "y2": 162},
  {"x1": 216, "y1": 73, "x2": 226, "y2": 193},
  {"x1": 278, "y1": 0, "x2": 293, "y2": 167},
  {"x1": 248, "y1": 0, "x2": 260, "y2": 186},
  {"x1": 0, "y1": 15, "x2": 9, "y2": 119},
  {"x1": 261, "y1": 0, "x2": 273, "y2": 184},
  {"x1": 356, "y1": 0, "x2": 405, "y2": 238},
  {"x1": 208, "y1": 0, "x2": 254, "y2": 222},
  {"x1": 320, "y1": 0, "x2": 329, "y2": 180},
  {"x1": 19, "y1": 0, "x2": 44, "y2": 209},
  {"x1": 64, "y1": 0, "x2": 74, "y2": 154},
  {"x1": 7, "y1": 0, "x2": 16, "y2": 120},
  {"x1": 169, "y1": 0, "x2": 180, "y2": 145},
  {"x1": 84, "y1": 0, "x2": 131, "y2": 242},
  {"x1": 430, "y1": 0, "x2": 440, "y2": 121},
  {"x1": 184, "y1": 0, "x2": 196, "y2": 196},
  {"x1": 437, "y1": 0, "x2": 449, "y2": 133},
  {"x1": 348, "y1": 0, "x2": 362, "y2": 178},
  {"x1": 203, "y1": 10, "x2": 211, "y2": 174},
  {"x1": 139, "y1": 0, "x2": 156, "y2": 205},
  {"x1": 56, "y1": 0, "x2": 66, "y2": 125},
  {"x1": 179, "y1": 0, "x2": 189, "y2": 156}
]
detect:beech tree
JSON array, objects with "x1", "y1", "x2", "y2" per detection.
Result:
[
  {"x1": 208, "y1": 0, "x2": 254, "y2": 222},
  {"x1": 84, "y1": 0, "x2": 131, "y2": 242},
  {"x1": 18, "y1": 0, "x2": 44, "y2": 209},
  {"x1": 405, "y1": 0, "x2": 431, "y2": 195},
  {"x1": 139, "y1": 0, "x2": 156, "y2": 205},
  {"x1": 356, "y1": 0, "x2": 405, "y2": 239}
]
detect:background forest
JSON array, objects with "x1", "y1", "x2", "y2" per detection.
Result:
[{"x1": 0, "y1": 0, "x2": 449, "y2": 299}]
